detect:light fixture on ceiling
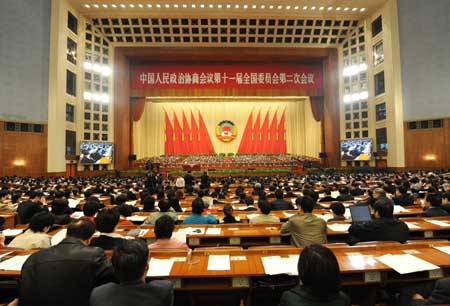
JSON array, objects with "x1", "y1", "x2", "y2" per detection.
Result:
[
  {"x1": 200, "y1": 4, "x2": 205, "y2": 8},
  {"x1": 311, "y1": 6, "x2": 316, "y2": 10},
  {"x1": 111, "y1": 4, "x2": 117, "y2": 8},
  {"x1": 147, "y1": 4, "x2": 152, "y2": 8},
  {"x1": 191, "y1": 4, "x2": 196, "y2": 8},
  {"x1": 303, "y1": 6, "x2": 308, "y2": 10},
  {"x1": 360, "y1": 8, "x2": 366, "y2": 12},
  {"x1": 138, "y1": 4, "x2": 143, "y2": 8},
  {"x1": 252, "y1": 4, "x2": 256, "y2": 9},
  {"x1": 156, "y1": 4, "x2": 161, "y2": 8},
  {"x1": 84, "y1": 4, "x2": 90, "y2": 8},
  {"x1": 269, "y1": 5, "x2": 274, "y2": 9},
  {"x1": 209, "y1": 4, "x2": 214, "y2": 8},
  {"x1": 226, "y1": 4, "x2": 231, "y2": 8},
  {"x1": 319, "y1": 6, "x2": 324, "y2": 10},
  {"x1": 277, "y1": 5, "x2": 283, "y2": 9},
  {"x1": 218, "y1": 4, "x2": 222, "y2": 8},
  {"x1": 243, "y1": 4, "x2": 248, "y2": 9},
  {"x1": 260, "y1": 5, "x2": 265, "y2": 9},
  {"x1": 352, "y1": 7, "x2": 358, "y2": 11},
  {"x1": 129, "y1": 4, "x2": 135, "y2": 8},
  {"x1": 120, "y1": 4, "x2": 126, "y2": 8},
  {"x1": 173, "y1": 4, "x2": 178, "y2": 8},
  {"x1": 165, "y1": 4, "x2": 170, "y2": 8},
  {"x1": 336, "y1": 7, "x2": 341, "y2": 11},
  {"x1": 344, "y1": 7, "x2": 349, "y2": 11},
  {"x1": 13, "y1": 160, "x2": 25, "y2": 167},
  {"x1": 294, "y1": 6, "x2": 299, "y2": 10},
  {"x1": 235, "y1": 4, "x2": 239, "y2": 8},
  {"x1": 328, "y1": 6, "x2": 333, "y2": 11},
  {"x1": 285, "y1": 5, "x2": 291, "y2": 10},
  {"x1": 93, "y1": 4, "x2": 99, "y2": 8},
  {"x1": 102, "y1": 4, "x2": 108, "y2": 8}
]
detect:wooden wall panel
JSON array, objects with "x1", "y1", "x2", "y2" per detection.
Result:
[
  {"x1": 0, "y1": 121, "x2": 47, "y2": 176},
  {"x1": 404, "y1": 118, "x2": 450, "y2": 169},
  {"x1": 115, "y1": 47, "x2": 341, "y2": 168}
]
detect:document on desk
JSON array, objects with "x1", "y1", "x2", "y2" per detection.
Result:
[
  {"x1": 0, "y1": 252, "x2": 14, "y2": 260},
  {"x1": 147, "y1": 258, "x2": 174, "y2": 277},
  {"x1": 317, "y1": 214, "x2": 333, "y2": 222},
  {"x1": 207, "y1": 255, "x2": 230, "y2": 271},
  {"x1": 68, "y1": 198, "x2": 80, "y2": 208},
  {"x1": 205, "y1": 228, "x2": 221, "y2": 235},
  {"x1": 173, "y1": 229, "x2": 188, "y2": 242},
  {"x1": 376, "y1": 254, "x2": 439, "y2": 274},
  {"x1": 126, "y1": 215, "x2": 147, "y2": 222},
  {"x1": 327, "y1": 223, "x2": 351, "y2": 232},
  {"x1": 247, "y1": 214, "x2": 260, "y2": 220},
  {"x1": 433, "y1": 246, "x2": 450, "y2": 255},
  {"x1": 2, "y1": 229, "x2": 24, "y2": 237},
  {"x1": 51, "y1": 228, "x2": 67, "y2": 246},
  {"x1": 261, "y1": 256, "x2": 299, "y2": 275},
  {"x1": 393, "y1": 205, "x2": 407, "y2": 213},
  {"x1": 425, "y1": 220, "x2": 450, "y2": 227},
  {"x1": 284, "y1": 212, "x2": 295, "y2": 218},
  {"x1": 0, "y1": 255, "x2": 30, "y2": 271},
  {"x1": 404, "y1": 222, "x2": 420, "y2": 229}
]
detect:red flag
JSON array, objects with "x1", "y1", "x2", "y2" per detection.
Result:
[
  {"x1": 260, "y1": 111, "x2": 270, "y2": 153},
  {"x1": 182, "y1": 111, "x2": 191, "y2": 154},
  {"x1": 190, "y1": 111, "x2": 199, "y2": 154},
  {"x1": 252, "y1": 111, "x2": 261, "y2": 153},
  {"x1": 173, "y1": 112, "x2": 183, "y2": 154},
  {"x1": 198, "y1": 111, "x2": 215, "y2": 153},
  {"x1": 268, "y1": 111, "x2": 278, "y2": 153},
  {"x1": 164, "y1": 111, "x2": 174, "y2": 155},
  {"x1": 237, "y1": 112, "x2": 253, "y2": 154},
  {"x1": 277, "y1": 110, "x2": 287, "y2": 153}
]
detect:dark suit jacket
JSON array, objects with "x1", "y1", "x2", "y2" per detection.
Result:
[
  {"x1": 279, "y1": 285, "x2": 350, "y2": 306},
  {"x1": 393, "y1": 194, "x2": 414, "y2": 206},
  {"x1": 17, "y1": 201, "x2": 47, "y2": 224},
  {"x1": 318, "y1": 196, "x2": 336, "y2": 203},
  {"x1": 336, "y1": 194, "x2": 354, "y2": 201},
  {"x1": 19, "y1": 237, "x2": 115, "y2": 306},
  {"x1": 90, "y1": 234, "x2": 125, "y2": 250},
  {"x1": 270, "y1": 199, "x2": 294, "y2": 211},
  {"x1": 348, "y1": 217, "x2": 409, "y2": 245},
  {"x1": 421, "y1": 207, "x2": 449, "y2": 217},
  {"x1": 90, "y1": 280, "x2": 173, "y2": 306},
  {"x1": 411, "y1": 278, "x2": 450, "y2": 306}
]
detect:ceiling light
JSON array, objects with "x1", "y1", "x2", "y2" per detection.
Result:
[
  {"x1": 165, "y1": 4, "x2": 170, "y2": 8},
  {"x1": 191, "y1": 4, "x2": 196, "y2": 8},
  {"x1": 303, "y1": 6, "x2": 308, "y2": 10},
  {"x1": 182, "y1": 4, "x2": 187, "y2": 8},
  {"x1": 93, "y1": 4, "x2": 99, "y2": 8},
  {"x1": 269, "y1": 5, "x2": 274, "y2": 9},
  {"x1": 328, "y1": 6, "x2": 333, "y2": 11},
  {"x1": 156, "y1": 4, "x2": 161, "y2": 8},
  {"x1": 138, "y1": 4, "x2": 143, "y2": 8},
  {"x1": 226, "y1": 4, "x2": 231, "y2": 8},
  {"x1": 235, "y1": 4, "x2": 239, "y2": 8},
  {"x1": 260, "y1": 5, "x2": 265, "y2": 9},
  {"x1": 200, "y1": 4, "x2": 205, "y2": 8},
  {"x1": 147, "y1": 4, "x2": 152, "y2": 8},
  {"x1": 218, "y1": 4, "x2": 222, "y2": 8},
  {"x1": 336, "y1": 7, "x2": 341, "y2": 11},
  {"x1": 344, "y1": 7, "x2": 349, "y2": 11},
  {"x1": 285, "y1": 5, "x2": 291, "y2": 10},
  {"x1": 102, "y1": 4, "x2": 108, "y2": 8},
  {"x1": 84, "y1": 4, "x2": 90, "y2": 8},
  {"x1": 173, "y1": 4, "x2": 178, "y2": 8},
  {"x1": 294, "y1": 6, "x2": 299, "y2": 10},
  {"x1": 120, "y1": 4, "x2": 126, "y2": 8},
  {"x1": 319, "y1": 6, "x2": 324, "y2": 10},
  {"x1": 352, "y1": 7, "x2": 358, "y2": 11},
  {"x1": 129, "y1": 4, "x2": 135, "y2": 8},
  {"x1": 360, "y1": 8, "x2": 366, "y2": 12},
  {"x1": 252, "y1": 4, "x2": 256, "y2": 9},
  {"x1": 311, "y1": 6, "x2": 316, "y2": 10},
  {"x1": 111, "y1": 4, "x2": 117, "y2": 8},
  {"x1": 277, "y1": 5, "x2": 282, "y2": 9},
  {"x1": 209, "y1": 4, "x2": 214, "y2": 8}
]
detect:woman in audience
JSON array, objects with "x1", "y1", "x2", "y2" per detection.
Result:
[
  {"x1": 82, "y1": 201, "x2": 101, "y2": 223},
  {"x1": 279, "y1": 244, "x2": 350, "y2": 306},
  {"x1": 144, "y1": 199, "x2": 177, "y2": 225},
  {"x1": 183, "y1": 198, "x2": 217, "y2": 224},
  {"x1": 9, "y1": 212, "x2": 54, "y2": 249},
  {"x1": 148, "y1": 215, "x2": 189, "y2": 250},
  {"x1": 90, "y1": 208, "x2": 124, "y2": 250},
  {"x1": 221, "y1": 204, "x2": 240, "y2": 223}
]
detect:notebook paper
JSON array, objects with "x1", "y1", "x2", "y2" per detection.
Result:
[{"x1": 2, "y1": 229, "x2": 24, "y2": 237}]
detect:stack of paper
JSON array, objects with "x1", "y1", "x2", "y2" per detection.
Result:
[
  {"x1": 261, "y1": 255, "x2": 299, "y2": 275},
  {"x1": 0, "y1": 255, "x2": 30, "y2": 271},
  {"x1": 327, "y1": 223, "x2": 351, "y2": 232},
  {"x1": 68, "y1": 199, "x2": 80, "y2": 208},
  {"x1": 173, "y1": 229, "x2": 188, "y2": 242},
  {"x1": 51, "y1": 229, "x2": 67, "y2": 246},
  {"x1": 205, "y1": 228, "x2": 221, "y2": 235},
  {"x1": 404, "y1": 222, "x2": 420, "y2": 229},
  {"x1": 126, "y1": 216, "x2": 147, "y2": 222},
  {"x1": 2, "y1": 229, "x2": 24, "y2": 237},
  {"x1": 426, "y1": 220, "x2": 450, "y2": 227},
  {"x1": 376, "y1": 254, "x2": 439, "y2": 274},
  {"x1": 207, "y1": 255, "x2": 230, "y2": 270},
  {"x1": 147, "y1": 258, "x2": 174, "y2": 276}
]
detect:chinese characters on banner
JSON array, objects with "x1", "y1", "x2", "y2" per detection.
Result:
[{"x1": 131, "y1": 65, "x2": 323, "y2": 90}]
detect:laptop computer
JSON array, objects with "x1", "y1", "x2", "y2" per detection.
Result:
[{"x1": 350, "y1": 205, "x2": 372, "y2": 224}]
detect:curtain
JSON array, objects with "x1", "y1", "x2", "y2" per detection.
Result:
[{"x1": 133, "y1": 98, "x2": 321, "y2": 158}]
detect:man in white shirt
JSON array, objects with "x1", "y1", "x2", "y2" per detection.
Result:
[{"x1": 175, "y1": 176, "x2": 185, "y2": 189}]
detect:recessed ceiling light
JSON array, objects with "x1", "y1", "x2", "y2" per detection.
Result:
[
  {"x1": 84, "y1": 4, "x2": 90, "y2": 8},
  {"x1": 138, "y1": 4, "x2": 143, "y2": 8},
  {"x1": 285, "y1": 5, "x2": 291, "y2": 10},
  {"x1": 294, "y1": 6, "x2": 299, "y2": 10},
  {"x1": 252, "y1": 4, "x2": 256, "y2": 9},
  {"x1": 147, "y1": 4, "x2": 152, "y2": 8},
  {"x1": 352, "y1": 7, "x2": 358, "y2": 11},
  {"x1": 129, "y1": 4, "x2": 135, "y2": 8},
  {"x1": 336, "y1": 7, "x2": 341, "y2": 11},
  {"x1": 191, "y1": 4, "x2": 196, "y2": 8},
  {"x1": 260, "y1": 5, "x2": 265, "y2": 9},
  {"x1": 209, "y1": 4, "x2": 214, "y2": 8},
  {"x1": 243, "y1": 4, "x2": 248, "y2": 9},
  {"x1": 156, "y1": 4, "x2": 161, "y2": 8},
  {"x1": 311, "y1": 6, "x2": 316, "y2": 10},
  {"x1": 120, "y1": 4, "x2": 126, "y2": 8},
  {"x1": 269, "y1": 5, "x2": 274, "y2": 9},
  {"x1": 111, "y1": 4, "x2": 117, "y2": 8},
  {"x1": 360, "y1": 8, "x2": 366, "y2": 12},
  {"x1": 173, "y1": 4, "x2": 178, "y2": 8},
  {"x1": 165, "y1": 4, "x2": 170, "y2": 8},
  {"x1": 182, "y1": 4, "x2": 187, "y2": 8},
  {"x1": 200, "y1": 4, "x2": 205, "y2": 8},
  {"x1": 319, "y1": 6, "x2": 324, "y2": 10},
  {"x1": 93, "y1": 4, "x2": 99, "y2": 8},
  {"x1": 303, "y1": 5, "x2": 308, "y2": 10},
  {"x1": 226, "y1": 4, "x2": 231, "y2": 8},
  {"x1": 277, "y1": 5, "x2": 282, "y2": 9},
  {"x1": 102, "y1": 4, "x2": 108, "y2": 8},
  {"x1": 235, "y1": 4, "x2": 239, "y2": 8},
  {"x1": 328, "y1": 6, "x2": 333, "y2": 10},
  {"x1": 218, "y1": 4, "x2": 222, "y2": 8},
  {"x1": 344, "y1": 7, "x2": 349, "y2": 11}
]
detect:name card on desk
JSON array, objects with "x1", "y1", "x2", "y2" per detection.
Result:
[
  {"x1": 126, "y1": 216, "x2": 146, "y2": 222},
  {"x1": 433, "y1": 246, "x2": 450, "y2": 255},
  {"x1": 0, "y1": 255, "x2": 30, "y2": 271},
  {"x1": 147, "y1": 258, "x2": 174, "y2": 277}
]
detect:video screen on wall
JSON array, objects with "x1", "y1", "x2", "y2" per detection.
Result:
[
  {"x1": 341, "y1": 139, "x2": 373, "y2": 161},
  {"x1": 79, "y1": 141, "x2": 114, "y2": 164}
]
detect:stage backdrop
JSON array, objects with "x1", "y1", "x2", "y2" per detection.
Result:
[{"x1": 133, "y1": 98, "x2": 321, "y2": 158}]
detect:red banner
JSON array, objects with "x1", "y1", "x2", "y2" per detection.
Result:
[{"x1": 131, "y1": 64, "x2": 323, "y2": 89}]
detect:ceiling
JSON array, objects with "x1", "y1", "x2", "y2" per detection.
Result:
[{"x1": 69, "y1": 0, "x2": 387, "y2": 47}]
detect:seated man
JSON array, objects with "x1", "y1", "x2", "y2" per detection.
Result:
[
  {"x1": 348, "y1": 198, "x2": 409, "y2": 245},
  {"x1": 144, "y1": 199, "x2": 177, "y2": 225},
  {"x1": 17, "y1": 191, "x2": 48, "y2": 224},
  {"x1": 83, "y1": 200, "x2": 101, "y2": 223},
  {"x1": 9, "y1": 212, "x2": 54, "y2": 249},
  {"x1": 318, "y1": 188, "x2": 336, "y2": 203},
  {"x1": 182, "y1": 198, "x2": 217, "y2": 224},
  {"x1": 250, "y1": 200, "x2": 280, "y2": 224},
  {"x1": 141, "y1": 196, "x2": 158, "y2": 212},
  {"x1": 221, "y1": 204, "x2": 240, "y2": 223},
  {"x1": 19, "y1": 219, "x2": 114, "y2": 306},
  {"x1": 148, "y1": 215, "x2": 189, "y2": 250},
  {"x1": 336, "y1": 186, "x2": 354, "y2": 202},
  {"x1": 328, "y1": 202, "x2": 346, "y2": 222},
  {"x1": 270, "y1": 189, "x2": 294, "y2": 211},
  {"x1": 241, "y1": 196, "x2": 257, "y2": 211},
  {"x1": 90, "y1": 239, "x2": 173, "y2": 306},
  {"x1": 421, "y1": 193, "x2": 448, "y2": 217},
  {"x1": 90, "y1": 208, "x2": 125, "y2": 250},
  {"x1": 393, "y1": 186, "x2": 414, "y2": 206},
  {"x1": 280, "y1": 196, "x2": 327, "y2": 247}
]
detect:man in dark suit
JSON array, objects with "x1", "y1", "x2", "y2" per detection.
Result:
[
  {"x1": 421, "y1": 193, "x2": 448, "y2": 217},
  {"x1": 393, "y1": 186, "x2": 414, "y2": 206},
  {"x1": 17, "y1": 191, "x2": 48, "y2": 224},
  {"x1": 318, "y1": 188, "x2": 336, "y2": 203},
  {"x1": 336, "y1": 186, "x2": 354, "y2": 202},
  {"x1": 184, "y1": 171, "x2": 195, "y2": 188},
  {"x1": 348, "y1": 197, "x2": 409, "y2": 245},
  {"x1": 200, "y1": 171, "x2": 210, "y2": 190},
  {"x1": 19, "y1": 219, "x2": 114, "y2": 306},
  {"x1": 270, "y1": 189, "x2": 294, "y2": 211},
  {"x1": 90, "y1": 239, "x2": 173, "y2": 306},
  {"x1": 90, "y1": 208, "x2": 125, "y2": 250}
]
